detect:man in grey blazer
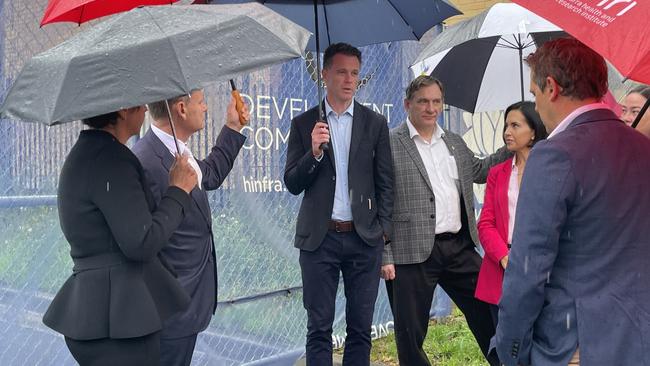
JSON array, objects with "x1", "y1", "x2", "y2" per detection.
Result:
[
  {"x1": 132, "y1": 91, "x2": 248, "y2": 366},
  {"x1": 495, "y1": 38, "x2": 650, "y2": 366},
  {"x1": 284, "y1": 43, "x2": 393, "y2": 366},
  {"x1": 381, "y1": 75, "x2": 508, "y2": 366}
]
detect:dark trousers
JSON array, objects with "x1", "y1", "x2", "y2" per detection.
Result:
[
  {"x1": 65, "y1": 332, "x2": 160, "y2": 366},
  {"x1": 489, "y1": 304, "x2": 499, "y2": 329},
  {"x1": 300, "y1": 231, "x2": 382, "y2": 366},
  {"x1": 160, "y1": 333, "x2": 198, "y2": 366},
  {"x1": 386, "y1": 232, "x2": 499, "y2": 366}
]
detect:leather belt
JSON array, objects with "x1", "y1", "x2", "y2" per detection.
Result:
[
  {"x1": 328, "y1": 220, "x2": 354, "y2": 232},
  {"x1": 435, "y1": 232, "x2": 459, "y2": 241},
  {"x1": 72, "y1": 252, "x2": 128, "y2": 273}
]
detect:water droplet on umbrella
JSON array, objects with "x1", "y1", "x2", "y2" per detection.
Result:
[
  {"x1": 566, "y1": 313, "x2": 571, "y2": 330},
  {"x1": 106, "y1": 182, "x2": 110, "y2": 192}
]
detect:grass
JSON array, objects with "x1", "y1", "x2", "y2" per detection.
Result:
[{"x1": 367, "y1": 307, "x2": 488, "y2": 366}]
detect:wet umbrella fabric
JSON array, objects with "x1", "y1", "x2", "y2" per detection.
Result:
[{"x1": 0, "y1": 3, "x2": 310, "y2": 125}]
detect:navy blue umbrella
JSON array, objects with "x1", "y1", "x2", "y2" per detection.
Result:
[
  {"x1": 217, "y1": 0, "x2": 461, "y2": 148},
  {"x1": 219, "y1": 0, "x2": 461, "y2": 51}
]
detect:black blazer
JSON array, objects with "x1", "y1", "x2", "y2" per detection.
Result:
[
  {"x1": 132, "y1": 126, "x2": 245, "y2": 338},
  {"x1": 43, "y1": 130, "x2": 191, "y2": 340},
  {"x1": 284, "y1": 101, "x2": 393, "y2": 251}
]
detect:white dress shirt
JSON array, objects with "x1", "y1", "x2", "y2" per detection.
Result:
[
  {"x1": 150, "y1": 124, "x2": 203, "y2": 190},
  {"x1": 406, "y1": 119, "x2": 461, "y2": 234}
]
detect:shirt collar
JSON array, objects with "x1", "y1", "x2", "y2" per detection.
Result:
[
  {"x1": 324, "y1": 97, "x2": 355, "y2": 118},
  {"x1": 547, "y1": 102, "x2": 610, "y2": 139},
  {"x1": 406, "y1": 117, "x2": 444, "y2": 142},
  {"x1": 150, "y1": 124, "x2": 190, "y2": 156}
]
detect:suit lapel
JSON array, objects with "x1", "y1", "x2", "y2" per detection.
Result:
[
  {"x1": 145, "y1": 129, "x2": 174, "y2": 173},
  {"x1": 190, "y1": 185, "x2": 212, "y2": 227},
  {"x1": 146, "y1": 129, "x2": 212, "y2": 227},
  {"x1": 320, "y1": 101, "x2": 336, "y2": 171},
  {"x1": 497, "y1": 162, "x2": 512, "y2": 234},
  {"x1": 348, "y1": 102, "x2": 364, "y2": 167},
  {"x1": 397, "y1": 123, "x2": 434, "y2": 193}
]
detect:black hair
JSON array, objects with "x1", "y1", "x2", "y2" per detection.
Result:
[
  {"x1": 503, "y1": 101, "x2": 548, "y2": 146},
  {"x1": 323, "y1": 43, "x2": 361, "y2": 69},
  {"x1": 81, "y1": 112, "x2": 119, "y2": 129}
]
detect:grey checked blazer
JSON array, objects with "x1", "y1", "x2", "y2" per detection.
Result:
[{"x1": 383, "y1": 122, "x2": 510, "y2": 265}]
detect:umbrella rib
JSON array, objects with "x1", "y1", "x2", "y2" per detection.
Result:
[
  {"x1": 321, "y1": 0, "x2": 332, "y2": 47},
  {"x1": 386, "y1": 0, "x2": 417, "y2": 39},
  {"x1": 497, "y1": 36, "x2": 521, "y2": 50}
]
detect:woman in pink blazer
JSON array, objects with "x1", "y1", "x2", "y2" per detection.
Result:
[{"x1": 475, "y1": 101, "x2": 547, "y2": 326}]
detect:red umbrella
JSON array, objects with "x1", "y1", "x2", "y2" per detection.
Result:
[
  {"x1": 40, "y1": 0, "x2": 178, "y2": 26},
  {"x1": 512, "y1": 0, "x2": 650, "y2": 84},
  {"x1": 512, "y1": 0, "x2": 650, "y2": 127}
]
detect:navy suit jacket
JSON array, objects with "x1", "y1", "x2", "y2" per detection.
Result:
[
  {"x1": 132, "y1": 126, "x2": 245, "y2": 338},
  {"x1": 496, "y1": 108, "x2": 650, "y2": 366},
  {"x1": 283, "y1": 101, "x2": 393, "y2": 251}
]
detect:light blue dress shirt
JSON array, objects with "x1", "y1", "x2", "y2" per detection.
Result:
[{"x1": 324, "y1": 97, "x2": 354, "y2": 221}]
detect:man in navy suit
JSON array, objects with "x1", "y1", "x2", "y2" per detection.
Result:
[
  {"x1": 284, "y1": 43, "x2": 393, "y2": 366},
  {"x1": 132, "y1": 91, "x2": 248, "y2": 366},
  {"x1": 495, "y1": 38, "x2": 650, "y2": 366}
]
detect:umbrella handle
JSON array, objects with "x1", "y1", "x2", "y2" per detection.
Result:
[
  {"x1": 229, "y1": 79, "x2": 246, "y2": 124},
  {"x1": 632, "y1": 97, "x2": 650, "y2": 129}
]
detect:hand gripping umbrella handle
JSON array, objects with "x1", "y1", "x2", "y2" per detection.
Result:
[{"x1": 230, "y1": 80, "x2": 246, "y2": 124}]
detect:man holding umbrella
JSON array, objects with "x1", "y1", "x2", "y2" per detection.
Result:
[
  {"x1": 284, "y1": 43, "x2": 393, "y2": 366},
  {"x1": 495, "y1": 38, "x2": 650, "y2": 366},
  {"x1": 132, "y1": 91, "x2": 249, "y2": 366}
]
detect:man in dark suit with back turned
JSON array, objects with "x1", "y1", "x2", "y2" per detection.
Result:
[
  {"x1": 132, "y1": 91, "x2": 248, "y2": 366},
  {"x1": 496, "y1": 38, "x2": 650, "y2": 366},
  {"x1": 284, "y1": 43, "x2": 394, "y2": 366}
]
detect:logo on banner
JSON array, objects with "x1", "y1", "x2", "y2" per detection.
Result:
[
  {"x1": 597, "y1": 0, "x2": 637, "y2": 17},
  {"x1": 556, "y1": 0, "x2": 636, "y2": 27}
]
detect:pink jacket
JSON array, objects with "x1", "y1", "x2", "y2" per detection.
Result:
[{"x1": 475, "y1": 158, "x2": 513, "y2": 305}]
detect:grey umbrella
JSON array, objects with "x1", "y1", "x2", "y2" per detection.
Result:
[{"x1": 0, "y1": 3, "x2": 310, "y2": 125}]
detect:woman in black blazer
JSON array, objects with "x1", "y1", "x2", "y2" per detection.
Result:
[{"x1": 43, "y1": 105, "x2": 197, "y2": 365}]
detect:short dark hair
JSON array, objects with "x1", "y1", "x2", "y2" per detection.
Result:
[
  {"x1": 526, "y1": 38, "x2": 608, "y2": 100},
  {"x1": 82, "y1": 112, "x2": 119, "y2": 129},
  {"x1": 323, "y1": 43, "x2": 361, "y2": 69},
  {"x1": 406, "y1": 75, "x2": 444, "y2": 101},
  {"x1": 628, "y1": 85, "x2": 650, "y2": 100},
  {"x1": 503, "y1": 101, "x2": 548, "y2": 146},
  {"x1": 147, "y1": 94, "x2": 189, "y2": 121}
]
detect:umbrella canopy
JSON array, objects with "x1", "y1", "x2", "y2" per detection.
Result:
[
  {"x1": 218, "y1": 0, "x2": 462, "y2": 51},
  {"x1": 41, "y1": 0, "x2": 179, "y2": 26},
  {"x1": 1, "y1": 3, "x2": 310, "y2": 125},
  {"x1": 512, "y1": 0, "x2": 650, "y2": 85},
  {"x1": 411, "y1": 3, "x2": 561, "y2": 113}
]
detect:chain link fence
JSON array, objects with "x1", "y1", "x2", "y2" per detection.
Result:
[{"x1": 0, "y1": 1, "x2": 521, "y2": 365}]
